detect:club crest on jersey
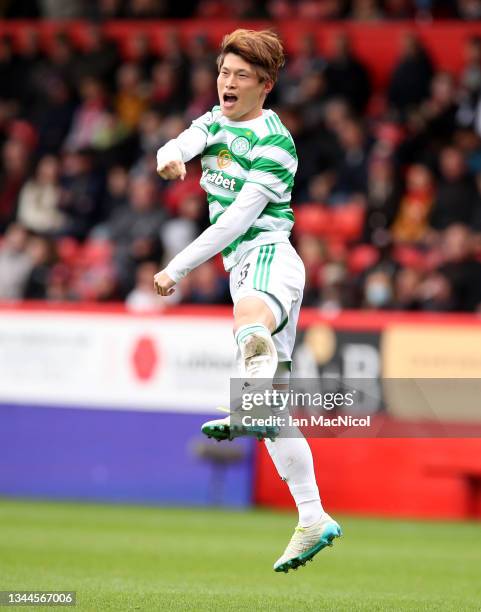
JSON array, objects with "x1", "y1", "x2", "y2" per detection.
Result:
[
  {"x1": 230, "y1": 136, "x2": 250, "y2": 157},
  {"x1": 217, "y1": 149, "x2": 232, "y2": 169}
]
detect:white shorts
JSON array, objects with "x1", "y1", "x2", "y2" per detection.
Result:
[{"x1": 229, "y1": 241, "x2": 305, "y2": 365}]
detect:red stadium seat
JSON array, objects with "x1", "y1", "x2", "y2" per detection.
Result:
[
  {"x1": 348, "y1": 244, "x2": 380, "y2": 273},
  {"x1": 329, "y1": 204, "x2": 365, "y2": 242},
  {"x1": 294, "y1": 204, "x2": 331, "y2": 238},
  {"x1": 56, "y1": 237, "x2": 81, "y2": 267},
  {"x1": 78, "y1": 240, "x2": 113, "y2": 268},
  {"x1": 392, "y1": 245, "x2": 428, "y2": 271}
]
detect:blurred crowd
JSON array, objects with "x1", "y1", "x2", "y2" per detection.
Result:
[
  {"x1": 2, "y1": 0, "x2": 481, "y2": 22},
  {"x1": 2, "y1": 23, "x2": 481, "y2": 312}
]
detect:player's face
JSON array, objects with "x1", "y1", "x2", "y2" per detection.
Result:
[{"x1": 217, "y1": 53, "x2": 272, "y2": 121}]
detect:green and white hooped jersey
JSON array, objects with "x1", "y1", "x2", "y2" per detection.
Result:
[{"x1": 192, "y1": 106, "x2": 297, "y2": 270}]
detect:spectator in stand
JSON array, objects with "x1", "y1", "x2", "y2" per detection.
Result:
[
  {"x1": 430, "y1": 146, "x2": 477, "y2": 230},
  {"x1": 459, "y1": 36, "x2": 481, "y2": 119},
  {"x1": 388, "y1": 33, "x2": 434, "y2": 118},
  {"x1": 350, "y1": 0, "x2": 383, "y2": 20},
  {"x1": 292, "y1": 71, "x2": 327, "y2": 130},
  {"x1": 422, "y1": 71, "x2": 459, "y2": 148},
  {"x1": 318, "y1": 258, "x2": 350, "y2": 312},
  {"x1": 384, "y1": 0, "x2": 414, "y2": 19},
  {"x1": 114, "y1": 63, "x2": 148, "y2": 131},
  {"x1": 137, "y1": 109, "x2": 164, "y2": 157},
  {"x1": 104, "y1": 174, "x2": 166, "y2": 295},
  {"x1": 126, "y1": 260, "x2": 169, "y2": 311},
  {"x1": 363, "y1": 156, "x2": 401, "y2": 245},
  {"x1": 296, "y1": 234, "x2": 325, "y2": 306},
  {"x1": 45, "y1": 262, "x2": 76, "y2": 301},
  {"x1": 324, "y1": 32, "x2": 371, "y2": 112},
  {"x1": 417, "y1": 270, "x2": 455, "y2": 311},
  {"x1": 23, "y1": 235, "x2": 55, "y2": 299},
  {"x1": 0, "y1": 100, "x2": 11, "y2": 152},
  {"x1": 362, "y1": 268, "x2": 395, "y2": 309},
  {"x1": 470, "y1": 170, "x2": 481, "y2": 231},
  {"x1": 331, "y1": 118, "x2": 370, "y2": 200},
  {"x1": 0, "y1": 0, "x2": 41, "y2": 17},
  {"x1": 161, "y1": 29, "x2": 190, "y2": 84},
  {"x1": 437, "y1": 223, "x2": 481, "y2": 310},
  {"x1": 305, "y1": 171, "x2": 336, "y2": 205},
  {"x1": 278, "y1": 34, "x2": 325, "y2": 107},
  {"x1": 74, "y1": 24, "x2": 119, "y2": 88},
  {"x1": 38, "y1": 0, "x2": 84, "y2": 18},
  {"x1": 128, "y1": 32, "x2": 158, "y2": 82},
  {"x1": 150, "y1": 61, "x2": 184, "y2": 115},
  {"x1": 58, "y1": 150, "x2": 102, "y2": 240},
  {"x1": 16, "y1": 155, "x2": 65, "y2": 235},
  {"x1": 89, "y1": 110, "x2": 134, "y2": 168},
  {"x1": 185, "y1": 65, "x2": 218, "y2": 121},
  {"x1": 229, "y1": 0, "x2": 268, "y2": 18},
  {"x1": 392, "y1": 267, "x2": 421, "y2": 310},
  {"x1": 456, "y1": 36, "x2": 481, "y2": 135},
  {"x1": 184, "y1": 34, "x2": 216, "y2": 75},
  {"x1": 454, "y1": 126, "x2": 481, "y2": 174},
  {"x1": 186, "y1": 261, "x2": 230, "y2": 304},
  {"x1": 64, "y1": 77, "x2": 109, "y2": 152},
  {"x1": 160, "y1": 194, "x2": 205, "y2": 264},
  {"x1": 89, "y1": 0, "x2": 125, "y2": 20},
  {"x1": 34, "y1": 77, "x2": 76, "y2": 157},
  {"x1": 195, "y1": 1, "x2": 227, "y2": 19},
  {"x1": 280, "y1": 105, "x2": 337, "y2": 201},
  {"x1": 297, "y1": 0, "x2": 347, "y2": 19},
  {"x1": 10, "y1": 29, "x2": 47, "y2": 118},
  {"x1": 0, "y1": 139, "x2": 30, "y2": 233},
  {"x1": 391, "y1": 163, "x2": 435, "y2": 243},
  {"x1": 100, "y1": 166, "x2": 129, "y2": 220},
  {"x1": 45, "y1": 33, "x2": 78, "y2": 92},
  {"x1": 124, "y1": 0, "x2": 168, "y2": 19},
  {"x1": 0, "y1": 223, "x2": 32, "y2": 299},
  {"x1": 0, "y1": 36, "x2": 16, "y2": 102},
  {"x1": 413, "y1": 0, "x2": 433, "y2": 19},
  {"x1": 456, "y1": 0, "x2": 481, "y2": 19},
  {"x1": 265, "y1": 0, "x2": 293, "y2": 19},
  {"x1": 285, "y1": 34, "x2": 325, "y2": 84}
]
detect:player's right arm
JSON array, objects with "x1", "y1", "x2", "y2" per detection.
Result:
[{"x1": 156, "y1": 109, "x2": 216, "y2": 180}]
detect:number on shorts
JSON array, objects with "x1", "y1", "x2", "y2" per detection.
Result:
[{"x1": 236, "y1": 263, "x2": 251, "y2": 288}]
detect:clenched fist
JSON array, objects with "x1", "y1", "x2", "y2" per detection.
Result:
[
  {"x1": 157, "y1": 160, "x2": 186, "y2": 181},
  {"x1": 154, "y1": 269, "x2": 176, "y2": 296}
]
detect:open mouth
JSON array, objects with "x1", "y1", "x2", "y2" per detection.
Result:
[{"x1": 223, "y1": 93, "x2": 238, "y2": 108}]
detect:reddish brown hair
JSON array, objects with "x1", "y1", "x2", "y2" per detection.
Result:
[{"x1": 216, "y1": 29, "x2": 285, "y2": 84}]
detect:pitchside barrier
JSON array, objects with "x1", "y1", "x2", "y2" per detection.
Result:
[{"x1": 1, "y1": 303, "x2": 481, "y2": 518}]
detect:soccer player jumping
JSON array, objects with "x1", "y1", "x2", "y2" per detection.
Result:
[{"x1": 154, "y1": 29, "x2": 341, "y2": 573}]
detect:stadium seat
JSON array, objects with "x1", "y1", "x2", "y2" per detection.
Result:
[
  {"x1": 329, "y1": 203, "x2": 365, "y2": 243},
  {"x1": 294, "y1": 204, "x2": 331, "y2": 238},
  {"x1": 347, "y1": 244, "x2": 380, "y2": 273}
]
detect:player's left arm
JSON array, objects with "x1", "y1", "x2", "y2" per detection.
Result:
[{"x1": 154, "y1": 183, "x2": 270, "y2": 295}]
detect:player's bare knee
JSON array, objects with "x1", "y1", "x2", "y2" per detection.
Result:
[{"x1": 234, "y1": 296, "x2": 276, "y2": 333}]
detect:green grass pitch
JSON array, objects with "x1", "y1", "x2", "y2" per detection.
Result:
[{"x1": 1, "y1": 499, "x2": 480, "y2": 611}]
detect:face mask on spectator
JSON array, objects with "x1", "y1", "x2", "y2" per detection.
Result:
[{"x1": 366, "y1": 282, "x2": 392, "y2": 307}]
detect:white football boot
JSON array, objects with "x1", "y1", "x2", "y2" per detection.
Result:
[{"x1": 273, "y1": 513, "x2": 342, "y2": 573}]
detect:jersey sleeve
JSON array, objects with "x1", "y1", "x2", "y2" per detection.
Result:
[
  {"x1": 245, "y1": 134, "x2": 298, "y2": 202},
  {"x1": 164, "y1": 182, "x2": 269, "y2": 282},
  {"x1": 156, "y1": 107, "x2": 220, "y2": 168}
]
